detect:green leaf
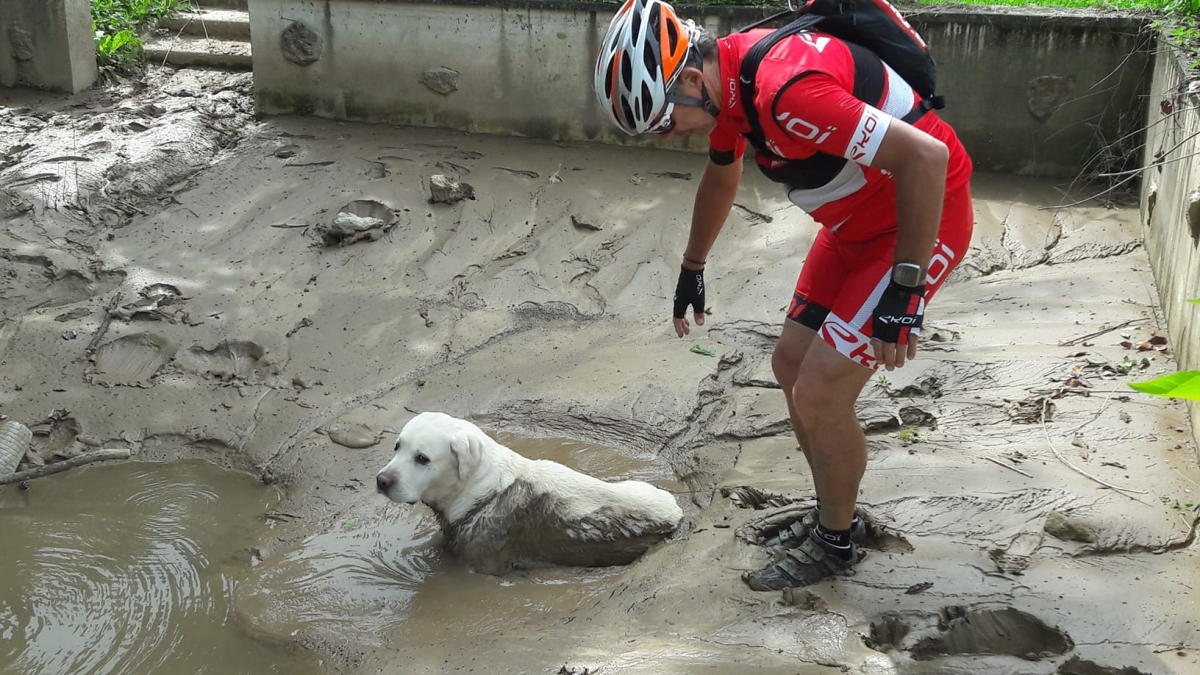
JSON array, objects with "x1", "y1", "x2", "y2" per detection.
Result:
[
  {"x1": 689, "y1": 345, "x2": 717, "y2": 357},
  {"x1": 343, "y1": 518, "x2": 357, "y2": 529},
  {"x1": 1128, "y1": 371, "x2": 1200, "y2": 400},
  {"x1": 1191, "y1": 298, "x2": 1200, "y2": 305}
]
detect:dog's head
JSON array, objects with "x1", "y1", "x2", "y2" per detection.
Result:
[{"x1": 375, "y1": 412, "x2": 486, "y2": 511}]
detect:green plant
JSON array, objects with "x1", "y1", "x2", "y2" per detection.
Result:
[
  {"x1": 91, "y1": 0, "x2": 186, "y2": 73},
  {"x1": 898, "y1": 428, "x2": 919, "y2": 441},
  {"x1": 96, "y1": 28, "x2": 142, "y2": 71},
  {"x1": 1129, "y1": 299, "x2": 1200, "y2": 401}
]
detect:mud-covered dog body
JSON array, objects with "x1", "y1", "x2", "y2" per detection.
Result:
[{"x1": 376, "y1": 411, "x2": 683, "y2": 574}]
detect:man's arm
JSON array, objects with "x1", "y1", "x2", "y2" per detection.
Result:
[
  {"x1": 870, "y1": 120, "x2": 949, "y2": 276},
  {"x1": 868, "y1": 119, "x2": 949, "y2": 369},
  {"x1": 684, "y1": 157, "x2": 743, "y2": 269},
  {"x1": 673, "y1": 157, "x2": 742, "y2": 338}
]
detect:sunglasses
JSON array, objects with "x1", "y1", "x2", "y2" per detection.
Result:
[{"x1": 647, "y1": 102, "x2": 676, "y2": 135}]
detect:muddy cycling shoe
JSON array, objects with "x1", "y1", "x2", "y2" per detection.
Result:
[
  {"x1": 744, "y1": 530, "x2": 858, "y2": 591},
  {"x1": 765, "y1": 507, "x2": 873, "y2": 549}
]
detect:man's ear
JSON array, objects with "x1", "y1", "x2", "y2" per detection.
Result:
[
  {"x1": 680, "y1": 66, "x2": 705, "y2": 92},
  {"x1": 449, "y1": 432, "x2": 484, "y2": 481}
]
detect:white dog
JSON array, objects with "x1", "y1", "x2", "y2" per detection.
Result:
[{"x1": 375, "y1": 411, "x2": 684, "y2": 575}]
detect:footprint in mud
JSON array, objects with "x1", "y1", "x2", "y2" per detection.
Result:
[
  {"x1": 90, "y1": 332, "x2": 176, "y2": 386},
  {"x1": 860, "y1": 404, "x2": 938, "y2": 434},
  {"x1": 867, "y1": 606, "x2": 1074, "y2": 662},
  {"x1": 175, "y1": 339, "x2": 277, "y2": 382},
  {"x1": 736, "y1": 502, "x2": 914, "y2": 554},
  {"x1": 0, "y1": 252, "x2": 126, "y2": 309},
  {"x1": 1057, "y1": 656, "x2": 1150, "y2": 675},
  {"x1": 24, "y1": 410, "x2": 85, "y2": 467}
]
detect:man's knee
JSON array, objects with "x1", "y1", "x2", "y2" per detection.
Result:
[
  {"x1": 791, "y1": 355, "x2": 868, "y2": 423},
  {"x1": 771, "y1": 343, "x2": 802, "y2": 390}
]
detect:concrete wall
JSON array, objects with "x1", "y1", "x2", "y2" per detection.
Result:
[
  {"x1": 1140, "y1": 41, "x2": 1200, "y2": 440},
  {"x1": 248, "y1": 0, "x2": 1152, "y2": 178},
  {"x1": 0, "y1": 0, "x2": 97, "y2": 93}
]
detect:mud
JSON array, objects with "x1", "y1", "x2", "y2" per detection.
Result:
[{"x1": 1, "y1": 65, "x2": 1198, "y2": 674}]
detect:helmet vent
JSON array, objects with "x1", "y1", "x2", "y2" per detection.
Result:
[
  {"x1": 619, "y1": 99, "x2": 635, "y2": 130},
  {"x1": 639, "y1": 83, "x2": 653, "y2": 119},
  {"x1": 620, "y1": 55, "x2": 633, "y2": 91}
]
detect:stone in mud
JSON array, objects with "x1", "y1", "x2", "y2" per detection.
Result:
[
  {"x1": 327, "y1": 422, "x2": 380, "y2": 449},
  {"x1": 421, "y1": 67, "x2": 460, "y2": 95},
  {"x1": 1044, "y1": 510, "x2": 1096, "y2": 543},
  {"x1": 429, "y1": 174, "x2": 475, "y2": 204},
  {"x1": 281, "y1": 21, "x2": 323, "y2": 66},
  {"x1": 316, "y1": 199, "x2": 398, "y2": 246}
]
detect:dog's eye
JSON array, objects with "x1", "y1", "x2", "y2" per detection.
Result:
[{"x1": 415, "y1": 453, "x2": 430, "y2": 466}]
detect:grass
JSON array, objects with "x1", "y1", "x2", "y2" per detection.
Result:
[{"x1": 91, "y1": 0, "x2": 188, "y2": 73}]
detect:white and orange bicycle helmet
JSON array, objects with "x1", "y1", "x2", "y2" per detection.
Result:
[{"x1": 594, "y1": 0, "x2": 699, "y2": 136}]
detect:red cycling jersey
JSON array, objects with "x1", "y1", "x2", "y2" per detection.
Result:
[{"x1": 708, "y1": 28, "x2": 973, "y2": 238}]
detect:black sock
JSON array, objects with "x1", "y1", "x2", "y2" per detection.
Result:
[
  {"x1": 813, "y1": 503, "x2": 862, "y2": 531},
  {"x1": 813, "y1": 522, "x2": 855, "y2": 560}
]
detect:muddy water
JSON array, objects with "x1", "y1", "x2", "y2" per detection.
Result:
[
  {"x1": 0, "y1": 460, "x2": 326, "y2": 674},
  {"x1": 237, "y1": 435, "x2": 681, "y2": 653}
]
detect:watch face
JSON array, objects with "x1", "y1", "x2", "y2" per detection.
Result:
[{"x1": 893, "y1": 264, "x2": 923, "y2": 287}]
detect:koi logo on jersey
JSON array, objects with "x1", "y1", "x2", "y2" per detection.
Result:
[
  {"x1": 797, "y1": 34, "x2": 831, "y2": 52},
  {"x1": 846, "y1": 107, "x2": 889, "y2": 164},
  {"x1": 775, "y1": 111, "x2": 836, "y2": 145}
]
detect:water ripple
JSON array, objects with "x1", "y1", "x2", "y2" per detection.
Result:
[{"x1": 0, "y1": 460, "x2": 325, "y2": 674}]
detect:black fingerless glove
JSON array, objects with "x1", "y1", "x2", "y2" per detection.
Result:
[
  {"x1": 871, "y1": 281, "x2": 925, "y2": 344},
  {"x1": 673, "y1": 265, "x2": 705, "y2": 319}
]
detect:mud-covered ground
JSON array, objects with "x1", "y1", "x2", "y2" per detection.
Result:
[{"x1": 2, "y1": 67, "x2": 1198, "y2": 675}]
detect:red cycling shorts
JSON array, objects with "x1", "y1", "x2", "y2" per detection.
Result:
[{"x1": 785, "y1": 184, "x2": 974, "y2": 370}]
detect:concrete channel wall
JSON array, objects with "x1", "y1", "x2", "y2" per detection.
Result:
[
  {"x1": 0, "y1": 0, "x2": 97, "y2": 93},
  {"x1": 247, "y1": 0, "x2": 1152, "y2": 178},
  {"x1": 1140, "y1": 44, "x2": 1200, "y2": 439}
]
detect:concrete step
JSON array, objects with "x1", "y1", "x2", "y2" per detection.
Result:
[
  {"x1": 159, "y1": 8, "x2": 251, "y2": 41},
  {"x1": 144, "y1": 34, "x2": 252, "y2": 71},
  {"x1": 194, "y1": 0, "x2": 247, "y2": 9}
]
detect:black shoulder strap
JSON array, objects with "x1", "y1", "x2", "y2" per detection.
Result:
[
  {"x1": 739, "y1": 14, "x2": 824, "y2": 155},
  {"x1": 738, "y1": 13, "x2": 946, "y2": 155}
]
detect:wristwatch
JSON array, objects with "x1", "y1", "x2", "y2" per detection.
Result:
[{"x1": 891, "y1": 262, "x2": 925, "y2": 288}]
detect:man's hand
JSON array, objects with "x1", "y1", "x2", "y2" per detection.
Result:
[
  {"x1": 673, "y1": 264, "x2": 706, "y2": 337},
  {"x1": 870, "y1": 281, "x2": 925, "y2": 370}
]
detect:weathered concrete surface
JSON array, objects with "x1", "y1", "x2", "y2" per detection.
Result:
[
  {"x1": 0, "y1": 0, "x2": 96, "y2": 93},
  {"x1": 248, "y1": 0, "x2": 1151, "y2": 178},
  {"x1": 1140, "y1": 42, "x2": 1200, "y2": 443}
]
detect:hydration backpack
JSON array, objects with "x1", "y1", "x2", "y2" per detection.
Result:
[{"x1": 736, "y1": 0, "x2": 944, "y2": 156}]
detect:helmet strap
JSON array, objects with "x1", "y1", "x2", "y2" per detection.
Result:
[{"x1": 667, "y1": 84, "x2": 719, "y2": 119}]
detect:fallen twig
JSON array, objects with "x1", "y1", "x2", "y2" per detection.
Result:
[
  {"x1": 0, "y1": 449, "x2": 132, "y2": 486},
  {"x1": 1040, "y1": 400, "x2": 1149, "y2": 502},
  {"x1": 984, "y1": 455, "x2": 1034, "y2": 478},
  {"x1": 86, "y1": 292, "x2": 122, "y2": 355},
  {"x1": 1058, "y1": 318, "x2": 1150, "y2": 347}
]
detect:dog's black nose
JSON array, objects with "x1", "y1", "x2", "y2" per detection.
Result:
[{"x1": 376, "y1": 473, "x2": 394, "y2": 492}]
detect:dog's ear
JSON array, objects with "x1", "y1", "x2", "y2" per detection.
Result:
[{"x1": 449, "y1": 431, "x2": 484, "y2": 481}]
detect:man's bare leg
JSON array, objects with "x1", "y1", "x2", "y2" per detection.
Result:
[
  {"x1": 771, "y1": 320, "x2": 821, "y2": 494},
  {"x1": 792, "y1": 337, "x2": 874, "y2": 531}
]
